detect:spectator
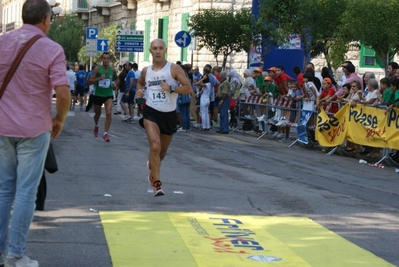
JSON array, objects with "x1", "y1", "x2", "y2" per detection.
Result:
[
  {"x1": 274, "y1": 65, "x2": 292, "y2": 96},
  {"x1": 240, "y1": 69, "x2": 255, "y2": 100},
  {"x1": 376, "y1": 78, "x2": 392, "y2": 107},
  {"x1": 345, "y1": 80, "x2": 363, "y2": 107},
  {"x1": 0, "y1": 0, "x2": 71, "y2": 265},
  {"x1": 362, "y1": 72, "x2": 375, "y2": 97},
  {"x1": 253, "y1": 67, "x2": 266, "y2": 95},
  {"x1": 318, "y1": 77, "x2": 338, "y2": 115},
  {"x1": 337, "y1": 83, "x2": 351, "y2": 102},
  {"x1": 386, "y1": 62, "x2": 398, "y2": 82},
  {"x1": 216, "y1": 71, "x2": 230, "y2": 134},
  {"x1": 358, "y1": 78, "x2": 378, "y2": 106},
  {"x1": 321, "y1": 67, "x2": 337, "y2": 89},
  {"x1": 293, "y1": 66, "x2": 304, "y2": 88},
  {"x1": 385, "y1": 78, "x2": 399, "y2": 113},
  {"x1": 343, "y1": 62, "x2": 363, "y2": 91},
  {"x1": 305, "y1": 62, "x2": 322, "y2": 91}
]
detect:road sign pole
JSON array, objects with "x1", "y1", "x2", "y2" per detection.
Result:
[{"x1": 191, "y1": 50, "x2": 193, "y2": 69}]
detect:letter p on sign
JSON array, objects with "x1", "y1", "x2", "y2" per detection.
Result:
[{"x1": 86, "y1": 27, "x2": 98, "y2": 40}]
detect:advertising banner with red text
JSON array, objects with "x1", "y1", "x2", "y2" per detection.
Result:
[{"x1": 316, "y1": 103, "x2": 399, "y2": 149}]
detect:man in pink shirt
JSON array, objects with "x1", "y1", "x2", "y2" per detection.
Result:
[
  {"x1": 0, "y1": 0, "x2": 70, "y2": 266},
  {"x1": 329, "y1": 62, "x2": 363, "y2": 104}
]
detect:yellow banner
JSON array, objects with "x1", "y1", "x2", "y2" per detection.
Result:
[
  {"x1": 100, "y1": 211, "x2": 393, "y2": 267},
  {"x1": 316, "y1": 104, "x2": 399, "y2": 149}
]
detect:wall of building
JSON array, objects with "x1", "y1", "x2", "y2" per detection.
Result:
[{"x1": 86, "y1": 0, "x2": 252, "y2": 74}]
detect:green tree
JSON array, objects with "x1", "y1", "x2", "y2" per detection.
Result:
[
  {"x1": 77, "y1": 24, "x2": 121, "y2": 66},
  {"x1": 48, "y1": 13, "x2": 85, "y2": 62},
  {"x1": 188, "y1": 8, "x2": 255, "y2": 69},
  {"x1": 254, "y1": 0, "x2": 301, "y2": 64},
  {"x1": 338, "y1": 0, "x2": 399, "y2": 74},
  {"x1": 256, "y1": 0, "x2": 348, "y2": 69}
]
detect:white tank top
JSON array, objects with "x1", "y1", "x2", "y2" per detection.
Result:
[{"x1": 145, "y1": 61, "x2": 178, "y2": 112}]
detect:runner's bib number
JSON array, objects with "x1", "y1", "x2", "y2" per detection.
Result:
[
  {"x1": 99, "y1": 78, "x2": 111, "y2": 88},
  {"x1": 150, "y1": 91, "x2": 169, "y2": 104}
]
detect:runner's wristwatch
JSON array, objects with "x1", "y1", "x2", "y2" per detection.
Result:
[{"x1": 170, "y1": 85, "x2": 176, "y2": 93}]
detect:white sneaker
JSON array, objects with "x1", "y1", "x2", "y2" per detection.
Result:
[
  {"x1": 122, "y1": 115, "x2": 132, "y2": 122},
  {"x1": 133, "y1": 115, "x2": 141, "y2": 120},
  {"x1": 5, "y1": 255, "x2": 38, "y2": 267},
  {"x1": 276, "y1": 133, "x2": 285, "y2": 139}
]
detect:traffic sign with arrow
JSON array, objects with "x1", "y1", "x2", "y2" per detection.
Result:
[
  {"x1": 97, "y1": 39, "x2": 109, "y2": 52},
  {"x1": 174, "y1": 31, "x2": 191, "y2": 48}
]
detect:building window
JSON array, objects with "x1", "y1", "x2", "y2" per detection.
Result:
[
  {"x1": 144, "y1": 19, "x2": 151, "y2": 62},
  {"x1": 359, "y1": 45, "x2": 385, "y2": 68},
  {"x1": 157, "y1": 16, "x2": 169, "y2": 60},
  {"x1": 180, "y1": 13, "x2": 189, "y2": 63}
]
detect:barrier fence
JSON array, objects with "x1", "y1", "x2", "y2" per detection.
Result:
[{"x1": 229, "y1": 95, "x2": 399, "y2": 167}]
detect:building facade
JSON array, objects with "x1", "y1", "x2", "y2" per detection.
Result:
[
  {"x1": 77, "y1": 0, "x2": 252, "y2": 71},
  {"x1": 1, "y1": 0, "x2": 397, "y2": 78}
]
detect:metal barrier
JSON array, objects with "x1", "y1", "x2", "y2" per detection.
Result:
[
  {"x1": 230, "y1": 95, "x2": 266, "y2": 134},
  {"x1": 229, "y1": 96, "x2": 399, "y2": 167}
]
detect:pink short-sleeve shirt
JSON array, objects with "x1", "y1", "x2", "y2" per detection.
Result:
[{"x1": 0, "y1": 24, "x2": 69, "y2": 138}]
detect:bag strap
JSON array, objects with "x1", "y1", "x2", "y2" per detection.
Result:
[{"x1": 0, "y1": 34, "x2": 42, "y2": 100}]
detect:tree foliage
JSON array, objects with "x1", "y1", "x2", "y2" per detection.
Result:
[
  {"x1": 338, "y1": 0, "x2": 399, "y2": 73},
  {"x1": 188, "y1": 8, "x2": 254, "y2": 69},
  {"x1": 255, "y1": 0, "x2": 348, "y2": 69},
  {"x1": 48, "y1": 13, "x2": 85, "y2": 63},
  {"x1": 78, "y1": 24, "x2": 122, "y2": 66}
]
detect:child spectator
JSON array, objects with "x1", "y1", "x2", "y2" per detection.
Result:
[
  {"x1": 337, "y1": 83, "x2": 350, "y2": 102},
  {"x1": 277, "y1": 80, "x2": 303, "y2": 143},
  {"x1": 376, "y1": 78, "x2": 392, "y2": 107}
]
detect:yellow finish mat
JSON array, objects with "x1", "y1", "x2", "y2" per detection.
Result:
[{"x1": 99, "y1": 211, "x2": 393, "y2": 267}]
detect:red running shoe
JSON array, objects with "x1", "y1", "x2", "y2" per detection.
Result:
[
  {"x1": 153, "y1": 180, "x2": 164, "y2": 197},
  {"x1": 103, "y1": 133, "x2": 110, "y2": 142},
  {"x1": 93, "y1": 126, "x2": 99, "y2": 137}
]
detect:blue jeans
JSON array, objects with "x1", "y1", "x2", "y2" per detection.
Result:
[
  {"x1": 179, "y1": 103, "x2": 190, "y2": 130},
  {"x1": 220, "y1": 97, "x2": 230, "y2": 132},
  {"x1": 0, "y1": 132, "x2": 50, "y2": 258}
]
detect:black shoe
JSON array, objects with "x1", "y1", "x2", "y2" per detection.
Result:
[
  {"x1": 220, "y1": 131, "x2": 229, "y2": 134},
  {"x1": 113, "y1": 111, "x2": 122, "y2": 115},
  {"x1": 216, "y1": 130, "x2": 221, "y2": 133}
]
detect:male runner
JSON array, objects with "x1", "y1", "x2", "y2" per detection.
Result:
[
  {"x1": 136, "y1": 39, "x2": 193, "y2": 196},
  {"x1": 88, "y1": 52, "x2": 118, "y2": 142}
]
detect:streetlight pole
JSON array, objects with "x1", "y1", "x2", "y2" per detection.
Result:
[{"x1": 48, "y1": 0, "x2": 62, "y2": 20}]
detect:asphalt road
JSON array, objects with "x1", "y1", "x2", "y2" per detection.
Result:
[{"x1": 25, "y1": 105, "x2": 398, "y2": 267}]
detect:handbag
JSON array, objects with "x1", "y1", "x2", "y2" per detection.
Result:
[
  {"x1": 0, "y1": 34, "x2": 42, "y2": 100},
  {"x1": 229, "y1": 96, "x2": 236, "y2": 110},
  {"x1": 44, "y1": 143, "x2": 58, "y2": 173}
]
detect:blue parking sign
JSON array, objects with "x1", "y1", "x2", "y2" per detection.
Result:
[{"x1": 86, "y1": 27, "x2": 98, "y2": 39}]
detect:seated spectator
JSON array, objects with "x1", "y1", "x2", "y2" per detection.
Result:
[
  {"x1": 362, "y1": 72, "x2": 375, "y2": 97},
  {"x1": 345, "y1": 80, "x2": 363, "y2": 107},
  {"x1": 357, "y1": 78, "x2": 378, "y2": 106},
  {"x1": 337, "y1": 83, "x2": 351, "y2": 102}
]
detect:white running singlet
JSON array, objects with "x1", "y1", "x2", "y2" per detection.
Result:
[{"x1": 145, "y1": 62, "x2": 179, "y2": 112}]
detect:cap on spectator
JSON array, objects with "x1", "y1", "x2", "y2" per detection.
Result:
[
  {"x1": 264, "y1": 76, "x2": 272, "y2": 81},
  {"x1": 267, "y1": 67, "x2": 277, "y2": 72},
  {"x1": 323, "y1": 77, "x2": 332, "y2": 84},
  {"x1": 254, "y1": 67, "x2": 263, "y2": 73}
]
